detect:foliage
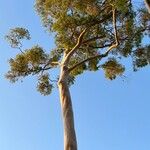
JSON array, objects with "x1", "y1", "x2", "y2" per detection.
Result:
[
  {"x1": 133, "y1": 45, "x2": 150, "y2": 71},
  {"x1": 5, "y1": 0, "x2": 150, "y2": 95},
  {"x1": 5, "y1": 27, "x2": 30, "y2": 48},
  {"x1": 37, "y1": 74, "x2": 53, "y2": 95},
  {"x1": 5, "y1": 45, "x2": 53, "y2": 95},
  {"x1": 102, "y1": 58, "x2": 125, "y2": 80}
]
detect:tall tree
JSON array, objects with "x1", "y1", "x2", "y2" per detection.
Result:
[{"x1": 5, "y1": 0, "x2": 150, "y2": 150}]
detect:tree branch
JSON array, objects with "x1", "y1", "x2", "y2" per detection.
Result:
[
  {"x1": 104, "y1": 8, "x2": 119, "y2": 54},
  {"x1": 18, "y1": 47, "x2": 25, "y2": 54},
  {"x1": 63, "y1": 28, "x2": 87, "y2": 65},
  {"x1": 69, "y1": 7, "x2": 119, "y2": 73},
  {"x1": 144, "y1": 0, "x2": 150, "y2": 13},
  {"x1": 40, "y1": 60, "x2": 60, "y2": 75},
  {"x1": 63, "y1": 6, "x2": 118, "y2": 68}
]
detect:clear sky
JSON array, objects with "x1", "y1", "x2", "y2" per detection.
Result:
[{"x1": 0, "y1": 1, "x2": 150, "y2": 150}]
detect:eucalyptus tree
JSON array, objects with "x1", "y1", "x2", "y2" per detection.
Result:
[{"x1": 5, "y1": 0, "x2": 150, "y2": 150}]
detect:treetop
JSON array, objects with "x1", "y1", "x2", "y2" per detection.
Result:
[{"x1": 5, "y1": 0, "x2": 150, "y2": 95}]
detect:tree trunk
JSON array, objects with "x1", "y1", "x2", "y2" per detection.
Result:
[
  {"x1": 144, "y1": 0, "x2": 150, "y2": 13},
  {"x1": 58, "y1": 65, "x2": 77, "y2": 150}
]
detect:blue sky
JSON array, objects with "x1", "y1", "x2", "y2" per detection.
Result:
[{"x1": 0, "y1": 0, "x2": 150, "y2": 150}]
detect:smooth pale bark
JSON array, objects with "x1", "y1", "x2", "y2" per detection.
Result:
[
  {"x1": 58, "y1": 65, "x2": 77, "y2": 150},
  {"x1": 144, "y1": 0, "x2": 150, "y2": 13}
]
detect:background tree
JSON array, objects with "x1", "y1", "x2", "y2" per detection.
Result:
[{"x1": 5, "y1": 0, "x2": 150, "y2": 150}]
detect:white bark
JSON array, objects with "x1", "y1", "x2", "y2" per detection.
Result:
[
  {"x1": 144, "y1": 0, "x2": 150, "y2": 13},
  {"x1": 58, "y1": 65, "x2": 77, "y2": 150}
]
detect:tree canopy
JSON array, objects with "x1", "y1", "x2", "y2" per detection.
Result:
[{"x1": 5, "y1": 0, "x2": 150, "y2": 95}]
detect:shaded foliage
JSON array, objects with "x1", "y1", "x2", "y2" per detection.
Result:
[
  {"x1": 133, "y1": 45, "x2": 150, "y2": 71},
  {"x1": 37, "y1": 74, "x2": 53, "y2": 95}
]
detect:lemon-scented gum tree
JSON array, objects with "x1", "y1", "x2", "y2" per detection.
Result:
[{"x1": 5, "y1": 1, "x2": 150, "y2": 150}]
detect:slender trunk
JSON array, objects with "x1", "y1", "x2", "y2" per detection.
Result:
[{"x1": 58, "y1": 65, "x2": 77, "y2": 150}]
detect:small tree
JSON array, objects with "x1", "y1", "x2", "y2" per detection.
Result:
[{"x1": 5, "y1": 1, "x2": 150, "y2": 150}]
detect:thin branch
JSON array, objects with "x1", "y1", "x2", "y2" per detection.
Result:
[
  {"x1": 14, "y1": 42, "x2": 25, "y2": 54},
  {"x1": 43, "y1": 59, "x2": 60, "y2": 69},
  {"x1": 12, "y1": 65, "x2": 52, "y2": 77},
  {"x1": 18, "y1": 47, "x2": 25, "y2": 54},
  {"x1": 41, "y1": 60, "x2": 60, "y2": 75},
  {"x1": 30, "y1": 66, "x2": 52, "y2": 75}
]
